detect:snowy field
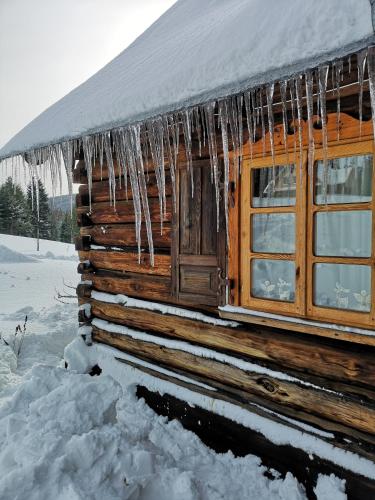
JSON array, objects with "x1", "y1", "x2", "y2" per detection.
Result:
[{"x1": 0, "y1": 235, "x2": 346, "y2": 499}]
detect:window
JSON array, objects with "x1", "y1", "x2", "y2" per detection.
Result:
[{"x1": 239, "y1": 141, "x2": 375, "y2": 329}]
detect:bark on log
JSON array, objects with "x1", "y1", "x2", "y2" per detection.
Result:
[
  {"x1": 80, "y1": 223, "x2": 171, "y2": 248},
  {"x1": 76, "y1": 197, "x2": 171, "y2": 224},
  {"x1": 79, "y1": 250, "x2": 171, "y2": 276},
  {"x1": 88, "y1": 299, "x2": 375, "y2": 390},
  {"x1": 93, "y1": 326, "x2": 375, "y2": 436}
]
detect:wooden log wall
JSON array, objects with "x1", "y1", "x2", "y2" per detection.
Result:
[{"x1": 75, "y1": 91, "x2": 375, "y2": 483}]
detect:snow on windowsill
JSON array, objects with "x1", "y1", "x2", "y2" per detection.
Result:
[{"x1": 219, "y1": 305, "x2": 375, "y2": 337}]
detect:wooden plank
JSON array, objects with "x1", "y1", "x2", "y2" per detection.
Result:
[
  {"x1": 124, "y1": 354, "x2": 375, "y2": 452},
  {"x1": 79, "y1": 250, "x2": 171, "y2": 276},
  {"x1": 88, "y1": 299, "x2": 375, "y2": 388},
  {"x1": 77, "y1": 197, "x2": 171, "y2": 224},
  {"x1": 80, "y1": 223, "x2": 171, "y2": 248},
  {"x1": 92, "y1": 326, "x2": 375, "y2": 436}
]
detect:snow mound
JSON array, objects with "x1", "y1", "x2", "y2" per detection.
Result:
[
  {"x1": 0, "y1": 342, "x2": 18, "y2": 392},
  {"x1": 314, "y1": 474, "x2": 346, "y2": 500},
  {"x1": 0, "y1": 245, "x2": 37, "y2": 263},
  {"x1": 0, "y1": 234, "x2": 76, "y2": 259},
  {"x1": 0, "y1": 364, "x2": 307, "y2": 500}
]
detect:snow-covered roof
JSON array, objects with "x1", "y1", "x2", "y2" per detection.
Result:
[{"x1": 0, "y1": 0, "x2": 374, "y2": 159}]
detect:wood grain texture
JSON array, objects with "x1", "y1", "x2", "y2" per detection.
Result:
[
  {"x1": 77, "y1": 172, "x2": 172, "y2": 205},
  {"x1": 93, "y1": 326, "x2": 375, "y2": 436},
  {"x1": 80, "y1": 223, "x2": 171, "y2": 249},
  {"x1": 88, "y1": 299, "x2": 375, "y2": 390},
  {"x1": 77, "y1": 197, "x2": 171, "y2": 224},
  {"x1": 79, "y1": 250, "x2": 171, "y2": 276}
]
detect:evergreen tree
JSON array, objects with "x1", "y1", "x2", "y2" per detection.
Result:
[
  {"x1": 27, "y1": 179, "x2": 52, "y2": 241},
  {"x1": 0, "y1": 177, "x2": 32, "y2": 236},
  {"x1": 60, "y1": 208, "x2": 79, "y2": 243}
]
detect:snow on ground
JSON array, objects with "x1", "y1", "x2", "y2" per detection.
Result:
[{"x1": 0, "y1": 234, "x2": 347, "y2": 499}]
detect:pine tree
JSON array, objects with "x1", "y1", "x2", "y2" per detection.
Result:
[
  {"x1": 60, "y1": 208, "x2": 79, "y2": 243},
  {"x1": 27, "y1": 179, "x2": 52, "y2": 241},
  {"x1": 0, "y1": 177, "x2": 32, "y2": 236}
]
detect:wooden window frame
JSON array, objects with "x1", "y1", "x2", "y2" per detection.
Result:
[
  {"x1": 306, "y1": 140, "x2": 375, "y2": 328},
  {"x1": 238, "y1": 138, "x2": 375, "y2": 330},
  {"x1": 240, "y1": 152, "x2": 307, "y2": 316}
]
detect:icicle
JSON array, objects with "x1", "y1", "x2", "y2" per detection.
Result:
[
  {"x1": 133, "y1": 124, "x2": 154, "y2": 266},
  {"x1": 266, "y1": 83, "x2": 275, "y2": 168},
  {"x1": 163, "y1": 115, "x2": 177, "y2": 212},
  {"x1": 367, "y1": 46, "x2": 375, "y2": 145},
  {"x1": 348, "y1": 55, "x2": 352, "y2": 75},
  {"x1": 279, "y1": 80, "x2": 289, "y2": 160},
  {"x1": 227, "y1": 96, "x2": 240, "y2": 178},
  {"x1": 61, "y1": 140, "x2": 74, "y2": 216},
  {"x1": 193, "y1": 107, "x2": 202, "y2": 157},
  {"x1": 244, "y1": 91, "x2": 254, "y2": 161},
  {"x1": 294, "y1": 76, "x2": 304, "y2": 181},
  {"x1": 258, "y1": 88, "x2": 266, "y2": 156},
  {"x1": 334, "y1": 60, "x2": 344, "y2": 140},
  {"x1": 103, "y1": 131, "x2": 116, "y2": 207},
  {"x1": 250, "y1": 90, "x2": 257, "y2": 143},
  {"x1": 318, "y1": 65, "x2": 329, "y2": 202},
  {"x1": 181, "y1": 109, "x2": 194, "y2": 196},
  {"x1": 123, "y1": 128, "x2": 143, "y2": 261},
  {"x1": 305, "y1": 70, "x2": 315, "y2": 196},
  {"x1": 82, "y1": 135, "x2": 95, "y2": 209},
  {"x1": 218, "y1": 100, "x2": 230, "y2": 240},
  {"x1": 203, "y1": 101, "x2": 220, "y2": 231},
  {"x1": 146, "y1": 119, "x2": 166, "y2": 233},
  {"x1": 236, "y1": 95, "x2": 244, "y2": 173},
  {"x1": 357, "y1": 49, "x2": 367, "y2": 136},
  {"x1": 289, "y1": 80, "x2": 298, "y2": 165}
]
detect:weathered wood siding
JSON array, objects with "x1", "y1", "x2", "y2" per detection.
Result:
[{"x1": 75, "y1": 105, "x2": 375, "y2": 489}]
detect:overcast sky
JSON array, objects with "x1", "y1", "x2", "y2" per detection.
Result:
[{"x1": 0, "y1": 0, "x2": 175, "y2": 193}]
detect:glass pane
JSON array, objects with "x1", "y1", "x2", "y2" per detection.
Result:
[
  {"x1": 315, "y1": 211, "x2": 372, "y2": 257},
  {"x1": 314, "y1": 263, "x2": 371, "y2": 312},
  {"x1": 251, "y1": 259, "x2": 295, "y2": 302},
  {"x1": 252, "y1": 164, "x2": 296, "y2": 207},
  {"x1": 252, "y1": 213, "x2": 295, "y2": 253},
  {"x1": 315, "y1": 154, "x2": 373, "y2": 205}
]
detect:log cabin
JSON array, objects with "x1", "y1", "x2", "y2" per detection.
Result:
[{"x1": 2, "y1": 1, "x2": 375, "y2": 496}]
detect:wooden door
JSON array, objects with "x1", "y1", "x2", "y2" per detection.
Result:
[{"x1": 172, "y1": 159, "x2": 226, "y2": 307}]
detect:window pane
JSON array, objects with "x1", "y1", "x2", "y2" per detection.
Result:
[
  {"x1": 252, "y1": 213, "x2": 295, "y2": 253},
  {"x1": 314, "y1": 263, "x2": 371, "y2": 312},
  {"x1": 315, "y1": 211, "x2": 372, "y2": 257},
  {"x1": 252, "y1": 164, "x2": 296, "y2": 207},
  {"x1": 251, "y1": 259, "x2": 295, "y2": 302},
  {"x1": 315, "y1": 154, "x2": 373, "y2": 205}
]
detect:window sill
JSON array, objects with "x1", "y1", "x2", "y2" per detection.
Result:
[{"x1": 219, "y1": 305, "x2": 375, "y2": 346}]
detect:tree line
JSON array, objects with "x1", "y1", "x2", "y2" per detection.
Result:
[{"x1": 0, "y1": 177, "x2": 79, "y2": 243}]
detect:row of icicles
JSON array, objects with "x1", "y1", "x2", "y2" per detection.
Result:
[{"x1": 1, "y1": 47, "x2": 375, "y2": 266}]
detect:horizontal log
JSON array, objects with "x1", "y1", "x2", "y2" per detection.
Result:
[
  {"x1": 92, "y1": 327, "x2": 375, "y2": 436},
  {"x1": 88, "y1": 299, "x2": 375, "y2": 391},
  {"x1": 77, "y1": 197, "x2": 171, "y2": 225},
  {"x1": 85, "y1": 271, "x2": 173, "y2": 302},
  {"x1": 79, "y1": 250, "x2": 171, "y2": 276},
  {"x1": 117, "y1": 354, "x2": 375, "y2": 458},
  {"x1": 77, "y1": 172, "x2": 172, "y2": 205},
  {"x1": 80, "y1": 223, "x2": 171, "y2": 248}
]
